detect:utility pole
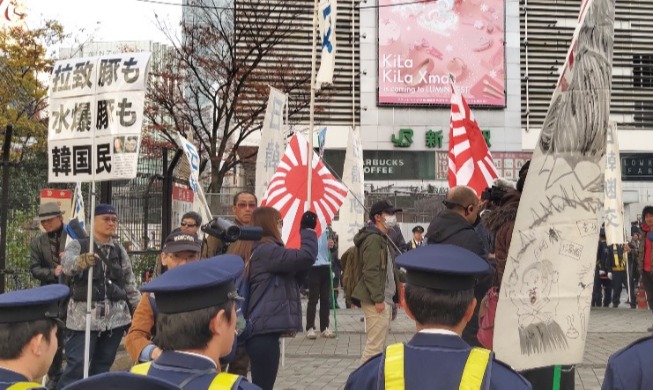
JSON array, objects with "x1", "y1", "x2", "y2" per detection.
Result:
[{"x1": 0, "y1": 125, "x2": 13, "y2": 293}]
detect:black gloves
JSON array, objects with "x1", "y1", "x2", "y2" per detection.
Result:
[{"x1": 300, "y1": 211, "x2": 318, "y2": 230}]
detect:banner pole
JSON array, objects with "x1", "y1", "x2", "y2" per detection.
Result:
[
  {"x1": 83, "y1": 180, "x2": 96, "y2": 378},
  {"x1": 307, "y1": 0, "x2": 319, "y2": 209}
]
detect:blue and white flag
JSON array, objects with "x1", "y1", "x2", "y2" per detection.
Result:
[
  {"x1": 316, "y1": 0, "x2": 337, "y2": 90},
  {"x1": 65, "y1": 182, "x2": 87, "y2": 246},
  {"x1": 317, "y1": 127, "x2": 327, "y2": 158}
]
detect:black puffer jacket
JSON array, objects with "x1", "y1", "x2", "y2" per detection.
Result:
[
  {"x1": 425, "y1": 209, "x2": 491, "y2": 347},
  {"x1": 247, "y1": 229, "x2": 318, "y2": 337}
]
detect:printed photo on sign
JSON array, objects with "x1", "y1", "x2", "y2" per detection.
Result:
[
  {"x1": 125, "y1": 136, "x2": 138, "y2": 153},
  {"x1": 378, "y1": 0, "x2": 506, "y2": 107},
  {"x1": 114, "y1": 136, "x2": 125, "y2": 154}
]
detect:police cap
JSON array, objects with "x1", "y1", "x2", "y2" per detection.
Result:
[
  {"x1": 140, "y1": 255, "x2": 244, "y2": 314},
  {"x1": 0, "y1": 284, "x2": 69, "y2": 323},
  {"x1": 396, "y1": 244, "x2": 490, "y2": 291}
]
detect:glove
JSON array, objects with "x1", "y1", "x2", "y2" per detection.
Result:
[
  {"x1": 300, "y1": 211, "x2": 318, "y2": 230},
  {"x1": 599, "y1": 270, "x2": 606, "y2": 276},
  {"x1": 76, "y1": 253, "x2": 97, "y2": 270},
  {"x1": 608, "y1": 272, "x2": 613, "y2": 280}
]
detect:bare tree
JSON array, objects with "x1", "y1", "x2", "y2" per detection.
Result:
[{"x1": 145, "y1": 0, "x2": 315, "y2": 195}]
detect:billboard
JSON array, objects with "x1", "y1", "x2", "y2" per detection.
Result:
[{"x1": 378, "y1": 0, "x2": 505, "y2": 107}]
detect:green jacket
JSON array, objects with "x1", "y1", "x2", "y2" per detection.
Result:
[{"x1": 351, "y1": 225, "x2": 401, "y2": 305}]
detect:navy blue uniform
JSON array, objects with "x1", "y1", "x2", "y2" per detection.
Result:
[
  {"x1": 145, "y1": 351, "x2": 259, "y2": 390},
  {"x1": 345, "y1": 333, "x2": 531, "y2": 390},
  {"x1": 0, "y1": 367, "x2": 45, "y2": 390},
  {"x1": 602, "y1": 336, "x2": 653, "y2": 389}
]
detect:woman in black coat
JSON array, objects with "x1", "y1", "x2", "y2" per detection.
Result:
[{"x1": 232, "y1": 207, "x2": 318, "y2": 390}]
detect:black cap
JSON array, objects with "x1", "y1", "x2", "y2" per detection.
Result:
[
  {"x1": 412, "y1": 225, "x2": 424, "y2": 233},
  {"x1": 162, "y1": 231, "x2": 201, "y2": 254},
  {"x1": 140, "y1": 255, "x2": 244, "y2": 314},
  {"x1": 0, "y1": 285, "x2": 70, "y2": 323},
  {"x1": 396, "y1": 245, "x2": 490, "y2": 291},
  {"x1": 369, "y1": 200, "x2": 402, "y2": 221}
]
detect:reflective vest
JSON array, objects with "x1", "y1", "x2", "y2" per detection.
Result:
[
  {"x1": 131, "y1": 361, "x2": 240, "y2": 390},
  {"x1": 384, "y1": 343, "x2": 492, "y2": 390},
  {"x1": 6, "y1": 383, "x2": 46, "y2": 390}
]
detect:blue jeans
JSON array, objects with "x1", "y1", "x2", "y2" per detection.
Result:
[
  {"x1": 56, "y1": 326, "x2": 127, "y2": 390},
  {"x1": 246, "y1": 333, "x2": 280, "y2": 390}
]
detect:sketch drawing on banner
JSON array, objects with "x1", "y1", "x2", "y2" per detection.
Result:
[
  {"x1": 493, "y1": 0, "x2": 614, "y2": 371},
  {"x1": 506, "y1": 259, "x2": 568, "y2": 356}
]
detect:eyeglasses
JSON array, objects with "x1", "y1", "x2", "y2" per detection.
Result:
[
  {"x1": 180, "y1": 222, "x2": 197, "y2": 227},
  {"x1": 101, "y1": 216, "x2": 118, "y2": 224},
  {"x1": 277, "y1": 219, "x2": 284, "y2": 226},
  {"x1": 236, "y1": 202, "x2": 257, "y2": 209}
]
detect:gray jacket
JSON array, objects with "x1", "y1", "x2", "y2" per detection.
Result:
[
  {"x1": 29, "y1": 229, "x2": 68, "y2": 285},
  {"x1": 62, "y1": 237, "x2": 140, "y2": 331}
]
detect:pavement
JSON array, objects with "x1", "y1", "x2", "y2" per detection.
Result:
[{"x1": 111, "y1": 296, "x2": 653, "y2": 390}]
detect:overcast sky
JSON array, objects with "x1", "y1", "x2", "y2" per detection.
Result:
[{"x1": 26, "y1": 0, "x2": 183, "y2": 49}]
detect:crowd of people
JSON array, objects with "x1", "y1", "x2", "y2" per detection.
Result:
[{"x1": 2, "y1": 181, "x2": 653, "y2": 389}]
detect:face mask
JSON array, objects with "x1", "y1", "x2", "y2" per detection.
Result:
[{"x1": 383, "y1": 214, "x2": 397, "y2": 229}]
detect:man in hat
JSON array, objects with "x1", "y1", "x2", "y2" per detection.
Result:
[
  {"x1": 56, "y1": 204, "x2": 141, "y2": 389},
  {"x1": 0, "y1": 284, "x2": 70, "y2": 390},
  {"x1": 352, "y1": 199, "x2": 403, "y2": 363},
  {"x1": 345, "y1": 245, "x2": 531, "y2": 389},
  {"x1": 29, "y1": 203, "x2": 71, "y2": 389},
  {"x1": 407, "y1": 225, "x2": 425, "y2": 251},
  {"x1": 130, "y1": 256, "x2": 260, "y2": 389},
  {"x1": 125, "y1": 230, "x2": 202, "y2": 363}
]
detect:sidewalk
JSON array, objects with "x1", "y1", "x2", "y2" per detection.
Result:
[{"x1": 112, "y1": 301, "x2": 652, "y2": 389}]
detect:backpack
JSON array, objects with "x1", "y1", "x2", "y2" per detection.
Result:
[
  {"x1": 341, "y1": 245, "x2": 363, "y2": 306},
  {"x1": 477, "y1": 287, "x2": 498, "y2": 349}
]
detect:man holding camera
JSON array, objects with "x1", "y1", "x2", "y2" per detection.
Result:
[
  {"x1": 56, "y1": 204, "x2": 141, "y2": 389},
  {"x1": 201, "y1": 191, "x2": 257, "y2": 258}
]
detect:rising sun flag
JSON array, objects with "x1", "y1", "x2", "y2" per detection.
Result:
[
  {"x1": 261, "y1": 132, "x2": 347, "y2": 249},
  {"x1": 448, "y1": 81, "x2": 499, "y2": 196}
]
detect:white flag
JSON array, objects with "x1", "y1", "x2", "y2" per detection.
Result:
[
  {"x1": 65, "y1": 182, "x2": 86, "y2": 247},
  {"x1": 338, "y1": 127, "x2": 365, "y2": 256},
  {"x1": 176, "y1": 133, "x2": 212, "y2": 225},
  {"x1": 255, "y1": 87, "x2": 287, "y2": 201},
  {"x1": 604, "y1": 123, "x2": 625, "y2": 245},
  {"x1": 494, "y1": 0, "x2": 614, "y2": 370},
  {"x1": 316, "y1": 0, "x2": 337, "y2": 89}
]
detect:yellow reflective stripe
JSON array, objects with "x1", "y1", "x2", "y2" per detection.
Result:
[
  {"x1": 384, "y1": 343, "x2": 405, "y2": 390},
  {"x1": 130, "y1": 361, "x2": 153, "y2": 375},
  {"x1": 459, "y1": 347, "x2": 491, "y2": 390},
  {"x1": 7, "y1": 382, "x2": 44, "y2": 390},
  {"x1": 208, "y1": 372, "x2": 240, "y2": 390}
]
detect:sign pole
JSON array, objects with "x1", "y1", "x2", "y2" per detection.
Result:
[
  {"x1": 83, "y1": 180, "x2": 96, "y2": 378},
  {"x1": 307, "y1": 0, "x2": 319, "y2": 209}
]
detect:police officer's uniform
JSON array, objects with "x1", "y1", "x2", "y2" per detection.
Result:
[
  {"x1": 602, "y1": 335, "x2": 653, "y2": 389},
  {"x1": 63, "y1": 371, "x2": 181, "y2": 389},
  {"x1": 345, "y1": 245, "x2": 532, "y2": 390},
  {"x1": 0, "y1": 284, "x2": 69, "y2": 390},
  {"x1": 131, "y1": 255, "x2": 260, "y2": 390}
]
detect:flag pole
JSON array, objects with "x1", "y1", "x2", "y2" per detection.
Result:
[
  {"x1": 83, "y1": 180, "x2": 96, "y2": 378},
  {"x1": 307, "y1": 0, "x2": 319, "y2": 209}
]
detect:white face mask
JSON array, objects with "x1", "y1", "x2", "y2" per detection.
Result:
[{"x1": 383, "y1": 214, "x2": 397, "y2": 229}]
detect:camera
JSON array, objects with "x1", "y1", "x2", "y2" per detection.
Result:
[
  {"x1": 481, "y1": 185, "x2": 508, "y2": 203},
  {"x1": 201, "y1": 217, "x2": 263, "y2": 242}
]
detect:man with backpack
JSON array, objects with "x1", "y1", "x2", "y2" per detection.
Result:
[
  {"x1": 56, "y1": 204, "x2": 141, "y2": 389},
  {"x1": 351, "y1": 200, "x2": 403, "y2": 364}
]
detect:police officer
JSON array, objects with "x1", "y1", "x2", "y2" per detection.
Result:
[
  {"x1": 407, "y1": 225, "x2": 425, "y2": 250},
  {"x1": 130, "y1": 255, "x2": 260, "y2": 390},
  {"x1": 0, "y1": 284, "x2": 69, "y2": 390},
  {"x1": 602, "y1": 335, "x2": 653, "y2": 389},
  {"x1": 345, "y1": 244, "x2": 532, "y2": 389},
  {"x1": 63, "y1": 371, "x2": 181, "y2": 390}
]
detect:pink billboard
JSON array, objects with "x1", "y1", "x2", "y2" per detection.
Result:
[{"x1": 378, "y1": 0, "x2": 505, "y2": 107}]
